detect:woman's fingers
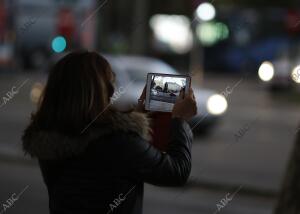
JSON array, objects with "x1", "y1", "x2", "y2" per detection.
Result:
[{"x1": 172, "y1": 87, "x2": 198, "y2": 120}]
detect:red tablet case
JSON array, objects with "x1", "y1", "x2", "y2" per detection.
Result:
[{"x1": 149, "y1": 112, "x2": 172, "y2": 151}]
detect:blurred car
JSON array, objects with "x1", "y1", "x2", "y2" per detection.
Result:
[
  {"x1": 105, "y1": 55, "x2": 228, "y2": 134},
  {"x1": 0, "y1": 43, "x2": 13, "y2": 70},
  {"x1": 257, "y1": 46, "x2": 300, "y2": 91}
]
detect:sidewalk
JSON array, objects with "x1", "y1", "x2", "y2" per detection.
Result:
[
  {"x1": 0, "y1": 72, "x2": 298, "y2": 197},
  {"x1": 188, "y1": 80, "x2": 300, "y2": 195}
]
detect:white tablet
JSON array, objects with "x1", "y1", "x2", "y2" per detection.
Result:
[{"x1": 145, "y1": 73, "x2": 191, "y2": 112}]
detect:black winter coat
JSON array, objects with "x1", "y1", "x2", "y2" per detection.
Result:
[
  {"x1": 22, "y1": 111, "x2": 193, "y2": 214},
  {"x1": 274, "y1": 131, "x2": 300, "y2": 213}
]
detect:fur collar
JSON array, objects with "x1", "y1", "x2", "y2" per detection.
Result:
[{"x1": 22, "y1": 111, "x2": 151, "y2": 160}]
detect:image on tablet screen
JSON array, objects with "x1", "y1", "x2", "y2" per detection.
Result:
[{"x1": 149, "y1": 75, "x2": 186, "y2": 112}]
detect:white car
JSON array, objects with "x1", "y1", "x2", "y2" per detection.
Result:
[{"x1": 106, "y1": 55, "x2": 227, "y2": 134}]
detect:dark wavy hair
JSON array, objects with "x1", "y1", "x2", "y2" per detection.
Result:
[{"x1": 33, "y1": 51, "x2": 115, "y2": 134}]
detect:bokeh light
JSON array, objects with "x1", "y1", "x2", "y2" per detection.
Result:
[
  {"x1": 206, "y1": 94, "x2": 228, "y2": 115},
  {"x1": 30, "y1": 82, "x2": 44, "y2": 104},
  {"x1": 196, "y1": 22, "x2": 229, "y2": 46},
  {"x1": 291, "y1": 65, "x2": 300, "y2": 84},
  {"x1": 51, "y1": 36, "x2": 67, "y2": 53},
  {"x1": 258, "y1": 61, "x2": 274, "y2": 82},
  {"x1": 196, "y1": 2, "x2": 216, "y2": 21},
  {"x1": 150, "y1": 14, "x2": 193, "y2": 54}
]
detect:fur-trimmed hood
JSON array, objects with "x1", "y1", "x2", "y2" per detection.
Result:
[{"x1": 22, "y1": 111, "x2": 151, "y2": 160}]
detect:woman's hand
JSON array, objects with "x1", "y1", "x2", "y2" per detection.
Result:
[{"x1": 172, "y1": 88, "x2": 197, "y2": 121}]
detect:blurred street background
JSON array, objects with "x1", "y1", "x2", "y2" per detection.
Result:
[{"x1": 1, "y1": 0, "x2": 300, "y2": 213}]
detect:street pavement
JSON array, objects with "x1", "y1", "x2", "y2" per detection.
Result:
[
  {"x1": 190, "y1": 75, "x2": 299, "y2": 193},
  {"x1": 0, "y1": 71, "x2": 299, "y2": 213}
]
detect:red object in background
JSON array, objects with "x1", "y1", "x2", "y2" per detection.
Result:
[
  {"x1": 150, "y1": 112, "x2": 172, "y2": 151},
  {"x1": 57, "y1": 8, "x2": 76, "y2": 44},
  {"x1": 286, "y1": 10, "x2": 300, "y2": 34},
  {"x1": 0, "y1": 1, "x2": 7, "y2": 41}
]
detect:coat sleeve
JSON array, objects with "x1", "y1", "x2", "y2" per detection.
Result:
[
  {"x1": 274, "y1": 132, "x2": 300, "y2": 213},
  {"x1": 125, "y1": 118, "x2": 193, "y2": 187}
]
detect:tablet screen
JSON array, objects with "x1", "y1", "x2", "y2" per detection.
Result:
[{"x1": 145, "y1": 73, "x2": 190, "y2": 112}]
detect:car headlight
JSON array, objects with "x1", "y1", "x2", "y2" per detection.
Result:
[
  {"x1": 206, "y1": 94, "x2": 228, "y2": 115},
  {"x1": 258, "y1": 61, "x2": 274, "y2": 82},
  {"x1": 291, "y1": 65, "x2": 300, "y2": 83}
]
